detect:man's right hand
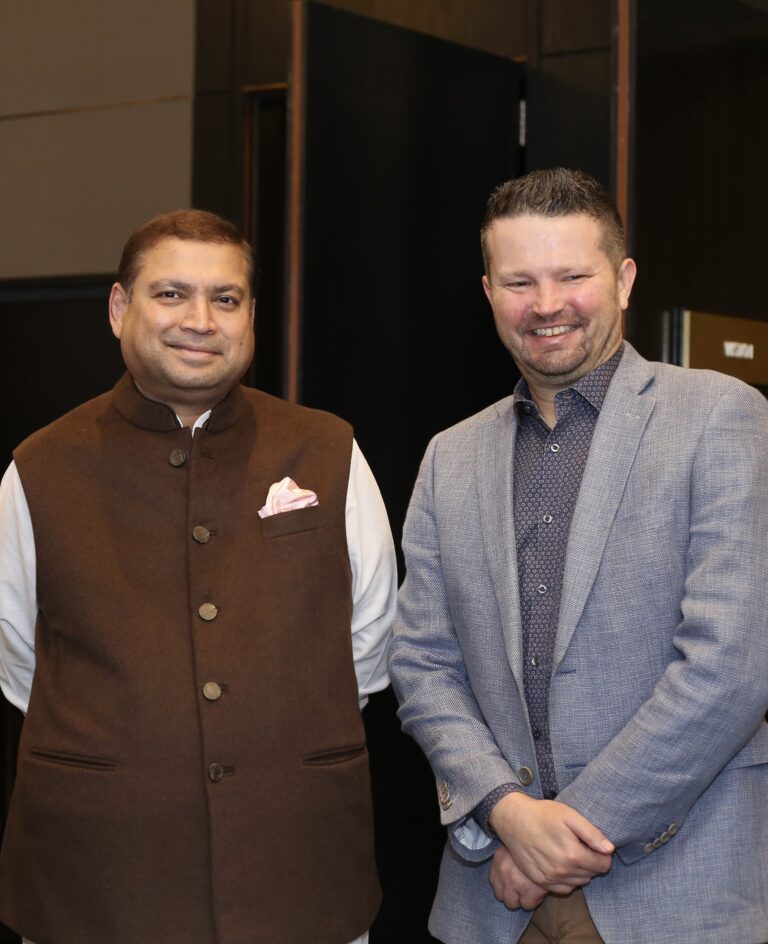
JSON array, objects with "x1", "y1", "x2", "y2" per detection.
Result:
[{"x1": 489, "y1": 792, "x2": 614, "y2": 892}]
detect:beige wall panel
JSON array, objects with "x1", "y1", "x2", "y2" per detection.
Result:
[
  {"x1": 0, "y1": 100, "x2": 192, "y2": 278},
  {"x1": 317, "y1": 0, "x2": 526, "y2": 58},
  {"x1": 0, "y1": 0, "x2": 195, "y2": 117}
]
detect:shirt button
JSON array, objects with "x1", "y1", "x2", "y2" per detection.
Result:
[
  {"x1": 517, "y1": 766, "x2": 534, "y2": 786},
  {"x1": 198, "y1": 602, "x2": 218, "y2": 621},
  {"x1": 537, "y1": 584, "x2": 547, "y2": 594},
  {"x1": 550, "y1": 443, "x2": 560, "y2": 453},
  {"x1": 208, "y1": 762, "x2": 225, "y2": 782},
  {"x1": 530, "y1": 656, "x2": 541, "y2": 667},
  {"x1": 192, "y1": 525, "x2": 211, "y2": 544},
  {"x1": 169, "y1": 448, "x2": 187, "y2": 467},
  {"x1": 542, "y1": 514, "x2": 553, "y2": 523},
  {"x1": 532, "y1": 729, "x2": 541, "y2": 739},
  {"x1": 203, "y1": 681, "x2": 222, "y2": 701}
]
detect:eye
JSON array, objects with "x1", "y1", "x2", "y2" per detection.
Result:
[
  {"x1": 215, "y1": 295, "x2": 239, "y2": 306},
  {"x1": 563, "y1": 273, "x2": 587, "y2": 282},
  {"x1": 156, "y1": 290, "x2": 182, "y2": 300},
  {"x1": 505, "y1": 280, "x2": 530, "y2": 289}
]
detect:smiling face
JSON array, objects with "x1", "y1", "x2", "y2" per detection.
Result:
[
  {"x1": 482, "y1": 213, "x2": 636, "y2": 406},
  {"x1": 109, "y1": 237, "x2": 255, "y2": 425}
]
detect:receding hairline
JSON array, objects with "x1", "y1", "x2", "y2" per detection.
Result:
[{"x1": 480, "y1": 168, "x2": 627, "y2": 274}]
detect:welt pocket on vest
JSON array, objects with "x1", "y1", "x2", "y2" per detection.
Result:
[
  {"x1": 302, "y1": 743, "x2": 366, "y2": 766},
  {"x1": 28, "y1": 748, "x2": 116, "y2": 772},
  {"x1": 259, "y1": 504, "x2": 323, "y2": 539}
]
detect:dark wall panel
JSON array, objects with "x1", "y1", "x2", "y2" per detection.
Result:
[
  {"x1": 295, "y1": 6, "x2": 523, "y2": 939},
  {"x1": 526, "y1": 50, "x2": 612, "y2": 186},
  {"x1": 541, "y1": 0, "x2": 611, "y2": 53},
  {"x1": 627, "y1": 0, "x2": 768, "y2": 359}
]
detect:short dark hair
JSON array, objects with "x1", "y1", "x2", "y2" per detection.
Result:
[
  {"x1": 481, "y1": 168, "x2": 626, "y2": 273},
  {"x1": 117, "y1": 209, "x2": 258, "y2": 296}
]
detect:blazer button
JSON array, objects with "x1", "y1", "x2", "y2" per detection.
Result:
[
  {"x1": 203, "y1": 681, "x2": 222, "y2": 701},
  {"x1": 199, "y1": 602, "x2": 218, "y2": 621},
  {"x1": 437, "y1": 782, "x2": 452, "y2": 809},
  {"x1": 517, "y1": 766, "x2": 534, "y2": 786},
  {"x1": 192, "y1": 525, "x2": 211, "y2": 544},
  {"x1": 667, "y1": 822, "x2": 679, "y2": 835},
  {"x1": 643, "y1": 842, "x2": 655, "y2": 854},
  {"x1": 208, "y1": 762, "x2": 225, "y2": 782},
  {"x1": 169, "y1": 448, "x2": 187, "y2": 467}
]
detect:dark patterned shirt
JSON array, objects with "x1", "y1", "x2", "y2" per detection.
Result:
[{"x1": 475, "y1": 348, "x2": 623, "y2": 828}]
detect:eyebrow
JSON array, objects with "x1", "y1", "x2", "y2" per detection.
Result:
[
  {"x1": 146, "y1": 280, "x2": 245, "y2": 297},
  {"x1": 147, "y1": 280, "x2": 196, "y2": 293}
]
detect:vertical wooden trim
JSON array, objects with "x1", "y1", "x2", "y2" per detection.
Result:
[
  {"x1": 615, "y1": 0, "x2": 631, "y2": 232},
  {"x1": 285, "y1": 0, "x2": 306, "y2": 403},
  {"x1": 241, "y1": 94, "x2": 254, "y2": 242}
]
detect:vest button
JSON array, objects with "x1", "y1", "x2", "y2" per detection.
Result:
[
  {"x1": 198, "y1": 602, "x2": 218, "y2": 621},
  {"x1": 208, "y1": 762, "x2": 225, "y2": 782},
  {"x1": 203, "y1": 682, "x2": 222, "y2": 701},
  {"x1": 169, "y1": 448, "x2": 187, "y2": 467},
  {"x1": 192, "y1": 525, "x2": 211, "y2": 544}
]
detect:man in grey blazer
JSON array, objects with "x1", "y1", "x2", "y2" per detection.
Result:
[{"x1": 389, "y1": 168, "x2": 768, "y2": 944}]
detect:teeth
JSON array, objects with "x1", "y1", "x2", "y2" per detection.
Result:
[{"x1": 533, "y1": 325, "x2": 574, "y2": 337}]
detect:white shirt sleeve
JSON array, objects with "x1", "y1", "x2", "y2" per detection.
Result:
[
  {"x1": 346, "y1": 441, "x2": 397, "y2": 709},
  {"x1": 0, "y1": 462, "x2": 38, "y2": 715}
]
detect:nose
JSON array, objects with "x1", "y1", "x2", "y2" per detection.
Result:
[
  {"x1": 532, "y1": 280, "x2": 564, "y2": 317},
  {"x1": 180, "y1": 296, "x2": 215, "y2": 333}
]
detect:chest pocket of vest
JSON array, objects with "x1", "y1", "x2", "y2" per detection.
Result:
[{"x1": 259, "y1": 505, "x2": 323, "y2": 539}]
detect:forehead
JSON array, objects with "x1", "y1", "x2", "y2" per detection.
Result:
[
  {"x1": 486, "y1": 214, "x2": 607, "y2": 271},
  {"x1": 135, "y1": 237, "x2": 249, "y2": 285}
]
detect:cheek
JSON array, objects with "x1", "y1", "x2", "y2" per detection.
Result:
[{"x1": 493, "y1": 298, "x2": 527, "y2": 330}]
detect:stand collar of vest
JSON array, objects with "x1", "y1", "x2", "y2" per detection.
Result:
[{"x1": 112, "y1": 372, "x2": 246, "y2": 433}]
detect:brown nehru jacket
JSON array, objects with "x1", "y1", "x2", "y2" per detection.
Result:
[{"x1": 0, "y1": 374, "x2": 379, "y2": 944}]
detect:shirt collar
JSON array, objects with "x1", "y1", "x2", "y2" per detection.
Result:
[{"x1": 513, "y1": 343, "x2": 624, "y2": 419}]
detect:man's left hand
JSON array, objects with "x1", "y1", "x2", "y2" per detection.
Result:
[{"x1": 488, "y1": 845, "x2": 549, "y2": 911}]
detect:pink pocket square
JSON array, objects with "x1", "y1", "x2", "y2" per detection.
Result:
[{"x1": 258, "y1": 477, "x2": 319, "y2": 519}]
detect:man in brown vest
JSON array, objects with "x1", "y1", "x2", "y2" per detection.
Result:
[{"x1": 0, "y1": 210, "x2": 396, "y2": 944}]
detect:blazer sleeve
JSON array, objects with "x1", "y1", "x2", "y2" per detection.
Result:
[
  {"x1": 557, "y1": 381, "x2": 768, "y2": 865},
  {"x1": 389, "y1": 434, "x2": 520, "y2": 861}
]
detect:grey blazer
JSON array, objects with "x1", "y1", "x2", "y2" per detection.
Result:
[{"x1": 390, "y1": 343, "x2": 768, "y2": 944}]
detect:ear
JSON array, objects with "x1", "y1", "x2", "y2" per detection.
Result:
[
  {"x1": 108, "y1": 283, "x2": 129, "y2": 339},
  {"x1": 617, "y1": 258, "x2": 637, "y2": 310},
  {"x1": 482, "y1": 274, "x2": 493, "y2": 304},
  {"x1": 249, "y1": 297, "x2": 256, "y2": 324}
]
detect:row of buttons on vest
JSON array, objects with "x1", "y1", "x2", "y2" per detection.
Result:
[{"x1": 173, "y1": 451, "x2": 230, "y2": 786}]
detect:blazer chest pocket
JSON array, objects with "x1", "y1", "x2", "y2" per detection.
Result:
[{"x1": 259, "y1": 504, "x2": 323, "y2": 539}]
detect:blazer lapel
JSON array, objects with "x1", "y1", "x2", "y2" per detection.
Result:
[
  {"x1": 475, "y1": 398, "x2": 526, "y2": 689},
  {"x1": 554, "y1": 346, "x2": 656, "y2": 668}
]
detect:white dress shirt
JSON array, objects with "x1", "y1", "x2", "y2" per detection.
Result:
[{"x1": 0, "y1": 415, "x2": 395, "y2": 944}]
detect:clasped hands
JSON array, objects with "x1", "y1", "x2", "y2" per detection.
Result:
[{"x1": 487, "y1": 792, "x2": 614, "y2": 912}]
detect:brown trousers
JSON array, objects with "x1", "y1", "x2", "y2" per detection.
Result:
[{"x1": 519, "y1": 889, "x2": 604, "y2": 944}]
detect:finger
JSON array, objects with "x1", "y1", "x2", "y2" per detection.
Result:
[
  {"x1": 519, "y1": 887, "x2": 547, "y2": 911},
  {"x1": 562, "y1": 807, "x2": 614, "y2": 854}
]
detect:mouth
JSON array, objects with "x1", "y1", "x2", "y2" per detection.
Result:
[
  {"x1": 167, "y1": 343, "x2": 220, "y2": 357},
  {"x1": 531, "y1": 325, "x2": 578, "y2": 338}
]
